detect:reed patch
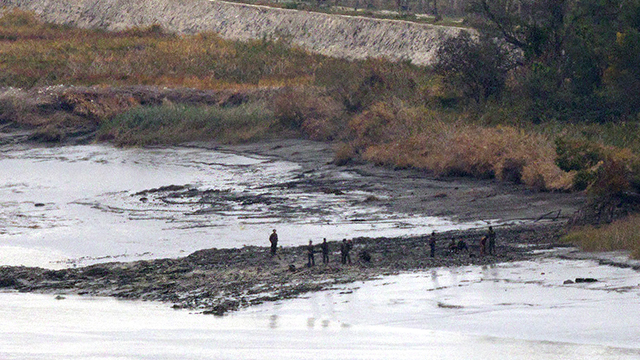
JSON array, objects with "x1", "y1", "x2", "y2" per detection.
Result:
[{"x1": 563, "y1": 215, "x2": 640, "y2": 259}]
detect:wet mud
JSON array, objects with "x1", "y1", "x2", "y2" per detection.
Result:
[
  {"x1": 0, "y1": 133, "x2": 588, "y2": 314},
  {"x1": 0, "y1": 222, "x2": 568, "y2": 315}
]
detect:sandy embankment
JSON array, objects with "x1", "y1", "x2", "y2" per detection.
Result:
[{"x1": 0, "y1": 0, "x2": 465, "y2": 65}]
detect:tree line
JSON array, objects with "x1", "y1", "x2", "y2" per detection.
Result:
[{"x1": 434, "y1": 0, "x2": 640, "y2": 123}]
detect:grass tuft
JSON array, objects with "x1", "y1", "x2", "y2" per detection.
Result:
[
  {"x1": 563, "y1": 215, "x2": 640, "y2": 259},
  {"x1": 98, "y1": 103, "x2": 277, "y2": 146}
]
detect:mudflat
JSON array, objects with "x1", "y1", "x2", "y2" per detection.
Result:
[
  {"x1": 0, "y1": 137, "x2": 586, "y2": 315},
  {"x1": 211, "y1": 139, "x2": 585, "y2": 223}
]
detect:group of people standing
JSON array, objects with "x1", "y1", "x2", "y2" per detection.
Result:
[
  {"x1": 269, "y1": 226, "x2": 497, "y2": 267},
  {"x1": 307, "y1": 238, "x2": 353, "y2": 267},
  {"x1": 269, "y1": 229, "x2": 353, "y2": 267}
]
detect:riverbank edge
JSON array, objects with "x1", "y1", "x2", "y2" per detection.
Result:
[{"x1": 0, "y1": 222, "x2": 574, "y2": 315}]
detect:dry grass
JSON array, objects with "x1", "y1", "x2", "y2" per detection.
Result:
[
  {"x1": 0, "y1": 10, "x2": 319, "y2": 89},
  {"x1": 272, "y1": 87, "x2": 345, "y2": 141},
  {"x1": 98, "y1": 103, "x2": 277, "y2": 146},
  {"x1": 563, "y1": 215, "x2": 640, "y2": 259},
  {"x1": 349, "y1": 102, "x2": 574, "y2": 191}
]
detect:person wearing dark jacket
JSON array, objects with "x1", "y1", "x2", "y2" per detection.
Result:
[
  {"x1": 487, "y1": 226, "x2": 496, "y2": 255},
  {"x1": 307, "y1": 240, "x2": 315, "y2": 267},
  {"x1": 269, "y1": 229, "x2": 278, "y2": 256},
  {"x1": 340, "y1": 239, "x2": 352, "y2": 264},
  {"x1": 429, "y1": 231, "x2": 437, "y2": 258},
  {"x1": 320, "y1": 238, "x2": 330, "y2": 264}
]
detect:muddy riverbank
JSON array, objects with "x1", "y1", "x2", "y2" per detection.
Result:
[
  {"x1": 0, "y1": 126, "x2": 588, "y2": 314},
  {"x1": 0, "y1": 222, "x2": 568, "y2": 315}
]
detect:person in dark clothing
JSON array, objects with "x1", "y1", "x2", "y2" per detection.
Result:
[
  {"x1": 307, "y1": 240, "x2": 315, "y2": 267},
  {"x1": 448, "y1": 238, "x2": 457, "y2": 253},
  {"x1": 320, "y1": 238, "x2": 330, "y2": 264},
  {"x1": 480, "y1": 236, "x2": 487, "y2": 255},
  {"x1": 341, "y1": 239, "x2": 352, "y2": 264},
  {"x1": 457, "y1": 239, "x2": 469, "y2": 252},
  {"x1": 487, "y1": 226, "x2": 496, "y2": 255},
  {"x1": 269, "y1": 229, "x2": 278, "y2": 256},
  {"x1": 429, "y1": 231, "x2": 436, "y2": 258}
]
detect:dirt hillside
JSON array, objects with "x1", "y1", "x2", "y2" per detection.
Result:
[{"x1": 0, "y1": 0, "x2": 465, "y2": 64}]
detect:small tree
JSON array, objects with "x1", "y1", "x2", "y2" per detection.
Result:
[{"x1": 434, "y1": 32, "x2": 514, "y2": 103}]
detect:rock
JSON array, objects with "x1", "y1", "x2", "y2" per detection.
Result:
[
  {"x1": 575, "y1": 278, "x2": 598, "y2": 283},
  {"x1": 0, "y1": 277, "x2": 17, "y2": 288},
  {"x1": 563, "y1": 279, "x2": 574, "y2": 284},
  {"x1": 205, "y1": 300, "x2": 239, "y2": 316}
]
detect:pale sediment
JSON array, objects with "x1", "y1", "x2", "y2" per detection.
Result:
[{"x1": 0, "y1": 0, "x2": 466, "y2": 64}]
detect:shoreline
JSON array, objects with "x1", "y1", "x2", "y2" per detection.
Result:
[{"x1": 0, "y1": 221, "x2": 569, "y2": 315}]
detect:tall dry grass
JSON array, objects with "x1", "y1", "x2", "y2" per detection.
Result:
[
  {"x1": 98, "y1": 103, "x2": 276, "y2": 146},
  {"x1": 563, "y1": 215, "x2": 640, "y2": 259},
  {"x1": 349, "y1": 102, "x2": 574, "y2": 190},
  {"x1": 0, "y1": 9, "x2": 320, "y2": 89}
]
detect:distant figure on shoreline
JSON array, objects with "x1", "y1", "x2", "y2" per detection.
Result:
[
  {"x1": 307, "y1": 240, "x2": 315, "y2": 267},
  {"x1": 269, "y1": 229, "x2": 278, "y2": 256},
  {"x1": 487, "y1": 226, "x2": 496, "y2": 255},
  {"x1": 457, "y1": 239, "x2": 468, "y2": 252},
  {"x1": 480, "y1": 236, "x2": 487, "y2": 255},
  {"x1": 341, "y1": 239, "x2": 352, "y2": 264},
  {"x1": 321, "y1": 238, "x2": 329, "y2": 264},
  {"x1": 429, "y1": 231, "x2": 436, "y2": 258}
]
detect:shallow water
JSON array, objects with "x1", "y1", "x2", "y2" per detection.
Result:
[
  {"x1": 0, "y1": 144, "x2": 486, "y2": 268},
  {"x1": 2, "y1": 258, "x2": 639, "y2": 359}
]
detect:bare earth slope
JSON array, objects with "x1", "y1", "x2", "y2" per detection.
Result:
[{"x1": 0, "y1": 0, "x2": 465, "y2": 64}]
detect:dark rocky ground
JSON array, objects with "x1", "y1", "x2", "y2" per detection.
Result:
[{"x1": 0, "y1": 222, "x2": 568, "y2": 315}]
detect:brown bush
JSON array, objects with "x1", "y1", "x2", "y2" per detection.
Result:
[
  {"x1": 333, "y1": 142, "x2": 358, "y2": 166},
  {"x1": 59, "y1": 90, "x2": 141, "y2": 123},
  {"x1": 273, "y1": 87, "x2": 344, "y2": 140},
  {"x1": 349, "y1": 102, "x2": 574, "y2": 190}
]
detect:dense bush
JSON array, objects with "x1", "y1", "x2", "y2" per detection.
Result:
[
  {"x1": 563, "y1": 214, "x2": 640, "y2": 259},
  {"x1": 315, "y1": 58, "x2": 427, "y2": 112},
  {"x1": 433, "y1": 32, "x2": 514, "y2": 103}
]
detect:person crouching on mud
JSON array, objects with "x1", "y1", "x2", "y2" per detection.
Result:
[{"x1": 269, "y1": 229, "x2": 278, "y2": 256}]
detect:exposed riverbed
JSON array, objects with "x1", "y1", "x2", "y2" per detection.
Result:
[
  {"x1": 0, "y1": 140, "x2": 583, "y2": 268},
  {"x1": 4, "y1": 138, "x2": 633, "y2": 359},
  {"x1": 0, "y1": 142, "x2": 484, "y2": 268}
]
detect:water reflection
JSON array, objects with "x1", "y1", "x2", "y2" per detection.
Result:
[{"x1": 269, "y1": 314, "x2": 278, "y2": 329}]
